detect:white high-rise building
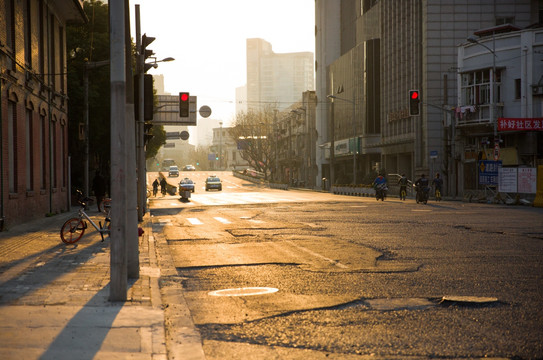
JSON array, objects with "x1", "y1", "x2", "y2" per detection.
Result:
[{"x1": 244, "y1": 38, "x2": 314, "y2": 112}]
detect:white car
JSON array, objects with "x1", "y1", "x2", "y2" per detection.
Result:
[{"x1": 168, "y1": 166, "x2": 179, "y2": 177}]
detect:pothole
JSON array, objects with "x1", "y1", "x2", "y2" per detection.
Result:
[
  {"x1": 208, "y1": 287, "x2": 279, "y2": 297},
  {"x1": 439, "y1": 295, "x2": 500, "y2": 306}
]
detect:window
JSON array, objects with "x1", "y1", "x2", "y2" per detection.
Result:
[
  {"x1": 8, "y1": 102, "x2": 17, "y2": 193},
  {"x1": 59, "y1": 26, "x2": 65, "y2": 93},
  {"x1": 461, "y1": 69, "x2": 500, "y2": 105},
  {"x1": 5, "y1": 0, "x2": 15, "y2": 70},
  {"x1": 26, "y1": 110, "x2": 34, "y2": 191},
  {"x1": 495, "y1": 17, "x2": 514, "y2": 25},
  {"x1": 39, "y1": 0, "x2": 45, "y2": 79},
  {"x1": 514, "y1": 78, "x2": 521, "y2": 99},
  {"x1": 24, "y1": 0, "x2": 32, "y2": 66},
  {"x1": 52, "y1": 122, "x2": 57, "y2": 188},
  {"x1": 60, "y1": 124, "x2": 65, "y2": 187},
  {"x1": 40, "y1": 114, "x2": 47, "y2": 189}
]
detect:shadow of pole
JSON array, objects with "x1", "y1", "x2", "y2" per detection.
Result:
[{"x1": 38, "y1": 285, "x2": 123, "y2": 360}]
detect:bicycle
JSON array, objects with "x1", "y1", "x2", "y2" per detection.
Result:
[
  {"x1": 60, "y1": 190, "x2": 110, "y2": 244},
  {"x1": 435, "y1": 188, "x2": 442, "y2": 201}
]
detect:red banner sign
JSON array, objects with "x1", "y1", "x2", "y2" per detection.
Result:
[{"x1": 498, "y1": 118, "x2": 543, "y2": 131}]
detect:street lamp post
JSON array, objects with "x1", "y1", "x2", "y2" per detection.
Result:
[
  {"x1": 327, "y1": 94, "x2": 357, "y2": 185},
  {"x1": 467, "y1": 34, "x2": 497, "y2": 142},
  {"x1": 219, "y1": 122, "x2": 223, "y2": 170}
]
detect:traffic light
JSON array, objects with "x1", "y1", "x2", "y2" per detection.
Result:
[
  {"x1": 143, "y1": 122, "x2": 154, "y2": 145},
  {"x1": 196, "y1": 161, "x2": 200, "y2": 166},
  {"x1": 409, "y1": 90, "x2": 420, "y2": 116},
  {"x1": 179, "y1": 92, "x2": 190, "y2": 117},
  {"x1": 144, "y1": 74, "x2": 154, "y2": 120},
  {"x1": 141, "y1": 34, "x2": 156, "y2": 73}
]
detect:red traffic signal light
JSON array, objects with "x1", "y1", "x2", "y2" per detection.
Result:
[
  {"x1": 179, "y1": 92, "x2": 190, "y2": 117},
  {"x1": 409, "y1": 90, "x2": 420, "y2": 116}
]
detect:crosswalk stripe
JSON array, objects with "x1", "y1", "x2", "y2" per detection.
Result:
[
  {"x1": 187, "y1": 218, "x2": 203, "y2": 225},
  {"x1": 214, "y1": 217, "x2": 231, "y2": 224}
]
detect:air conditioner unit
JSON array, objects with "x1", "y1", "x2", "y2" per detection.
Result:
[{"x1": 532, "y1": 85, "x2": 543, "y2": 95}]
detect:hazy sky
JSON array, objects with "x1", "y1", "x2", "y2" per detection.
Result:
[{"x1": 131, "y1": 0, "x2": 315, "y2": 127}]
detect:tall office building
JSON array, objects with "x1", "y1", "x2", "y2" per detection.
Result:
[
  {"x1": 315, "y1": 0, "x2": 540, "y2": 195},
  {"x1": 245, "y1": 38, "x2": 314, "y2": 112}
]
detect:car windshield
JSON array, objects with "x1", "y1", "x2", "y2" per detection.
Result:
[
  {"x1": 181, "y1": 178, "x2": 193, "y2": 184},
  {"x1": 207, "y1": 177, "x2": 220, "y2": 182}
]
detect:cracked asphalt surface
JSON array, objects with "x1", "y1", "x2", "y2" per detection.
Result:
[{"x1": 151, "y1": 184, "x2": 543, "y2": 359}]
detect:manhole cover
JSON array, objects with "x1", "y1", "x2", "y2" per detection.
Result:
[{"x1": 208, "y1": 287, "x2": 279, "y2": 297}]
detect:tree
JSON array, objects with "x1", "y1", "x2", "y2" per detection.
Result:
[
  {"x1": 229, "y1": 106, "x2": 277, "y2": 180},
  {"x1": 67, "y1": 0, "x2": 110, "y2": 189}
]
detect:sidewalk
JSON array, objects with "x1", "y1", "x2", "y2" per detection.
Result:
[{"x1": 0, "y1": 208, "x2": 204, "y2": 360}]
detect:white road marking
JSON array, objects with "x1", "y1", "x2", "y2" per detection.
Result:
[
  {"x1": 187, "y1": 218, "x2": 203, "y2": 225},
  {"x1": 214, "y1": 217, "x2": 231, "y2": 224}
]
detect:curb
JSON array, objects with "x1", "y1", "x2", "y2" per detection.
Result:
[{"x1": 148, "y1": 213, "x2": 206, "y2": 360}]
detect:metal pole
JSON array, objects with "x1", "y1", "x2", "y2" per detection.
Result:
[
  {"x1": 492, "y1": 33, "x2": 497, "y2": 142},
  {"x1": 329, "y1": 101, "x2": 335, "y2": 191},
  {"x1": 136, "y1": 5, "x2": 145, "y2": 221},
  {"x1": 109, "y1": 0, "x2": 127, "y2": 301},
  {"x1": 352, "y1": 94, "x2": 356, "y2": 185},
  {"x1": 84, "y1": 68, "x2": 89, "y2": 199},
  {"x1": 219, "y1": 122, "x2": 223, "y2": 169},
  {"x1": 125, "y1": 0, "x2": 139, "y2": 279}
]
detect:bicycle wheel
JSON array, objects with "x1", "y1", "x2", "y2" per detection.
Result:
[{"x1": 60, "y1": 218, "x2": 85, "y2": 244}]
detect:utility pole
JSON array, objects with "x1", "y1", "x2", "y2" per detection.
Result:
[
  {"x1": 109, "y1": 0, "x2": 127, "y2": 301},
  {"x1": 125, "y1": 2, "x2": 138, "y2": 279}
]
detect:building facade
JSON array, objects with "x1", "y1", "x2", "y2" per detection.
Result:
[
  {"x1": 457, "y1": 25, "x2": 543, "y2": 194},
  {"x1": 0, "y1": 0, "x2": 86, "y2": 229},
  {"x1": 315, "y1": 0, "x2": 541, "y2": 195},
  {"x1": 245, "y1": 38, "x2": 314, "y2": 113}
]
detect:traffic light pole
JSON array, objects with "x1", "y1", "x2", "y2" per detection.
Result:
[
  {"x1": 109, "y1": 0, "x2": 128, "y2": 301},
  {"x1": 136, "y1": 5, "x2": 145, "y2": 221}
]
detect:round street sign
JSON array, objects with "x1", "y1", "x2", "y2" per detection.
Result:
[
  {"x1": 493, "y1": 143, "x2": 500, "y2": 161},
  {"x1": 180, "y1": 131, "x2": 189, "y2": 141},
  {"x1": 199, "y1": 105, "x2": 212, "y2": 118}
]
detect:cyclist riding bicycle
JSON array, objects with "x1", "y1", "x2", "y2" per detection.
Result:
[
  {"x1": 432, "y1": 173, "x2": 443, "y2": 200},
  {"x1": 398, "y1": 174, "x2": 408, "y2": 200},
  {"x1": 152, "y1": 178, "x2": 159, "y2": 197}
]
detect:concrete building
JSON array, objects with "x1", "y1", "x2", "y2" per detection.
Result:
[
  {"x1": 315, "y1": 0, "x2": 541, "y2": 195},
  {"x1": 245, "y1": 38, "x2": 314, "y2": 113},
  {"x1": 210, "y1": 125, "x2": 249, "y2": 171},
  {"x1": 0, "y1": 0, "x2": 86, "y2": 229},
  {"x1": 457, "y1": 25, "x2": 543, "y2": 195}
]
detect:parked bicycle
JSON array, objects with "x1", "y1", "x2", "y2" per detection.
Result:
[{"x1": 60, "y1": 190, "x2": 110, "y2": 244}]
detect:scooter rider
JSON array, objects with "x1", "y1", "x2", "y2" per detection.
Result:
[{"x1": 372, "y1": 173, "x2": 388, "y2": 200}]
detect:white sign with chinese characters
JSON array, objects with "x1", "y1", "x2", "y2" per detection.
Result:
[{"x1": 517, "y1": 168, "x2": 537, "y2": 194}]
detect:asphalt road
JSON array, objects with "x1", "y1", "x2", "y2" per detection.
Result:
[{"x1": 149, "y1": 171, "x2": 543, "y2": 359}]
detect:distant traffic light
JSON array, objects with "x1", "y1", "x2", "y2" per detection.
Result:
[
  {"x1": 409, "y1": 90, "x2": 420, "y2": 116},
  {"x1": 143, "y1": 122, "x2": 153, "y2": 145},
  {"x1": 179, "y1": 92, "x2": 190, "y2": 117}
]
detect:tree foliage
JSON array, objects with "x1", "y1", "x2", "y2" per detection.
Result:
[
  {"x1": 67, "y1": 0, "x2": 110, "y2": 188},
  {"x1": 229, "y1": 106, "x2": 278, "y2": 180}
]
